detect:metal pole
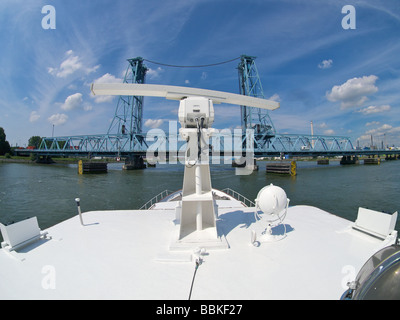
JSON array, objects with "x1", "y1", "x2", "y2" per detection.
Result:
[
  {"x1": 195, "y1": 164, "x2": 203, "y2": 231},
  {"x1": 75, "y1": 198, "x2": 84, "y2": 226}
]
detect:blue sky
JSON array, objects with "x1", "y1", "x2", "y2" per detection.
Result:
[{"x1": 1, "y1": 0, "x2": 399, "y2": 148}]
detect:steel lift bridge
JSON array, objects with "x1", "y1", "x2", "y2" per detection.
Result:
[
  {"x1": 33, "y1": 55, "x2": 368, "y2": 164},
  {"x1": 237, "y1": 55, "x2": 356, "y2": 157}
]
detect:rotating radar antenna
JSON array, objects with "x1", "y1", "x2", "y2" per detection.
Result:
[
  {"x1": 251, "y1": 184, "x2": 290, "y2": 245},
  {"x1": 91, "y1": 83, "x2": 279, "y2": 248}
]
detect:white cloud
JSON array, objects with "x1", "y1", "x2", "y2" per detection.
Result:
[
  {"x1": 48, "y1": 50, "x2": 99, "y2": 78},
  {"x1": 366, "y1": 121, "x2": 380, "y2": 126},
  {"x1": 318, "y1": 59, "x2": 333, "y2": 69},
  {"x1": 365, "y1": 124, "x2": 392, "y2": 137},
  {"x1": 58, "y1": 54, "x2": 82, "y2": 77},
  {"x1": 381, "y1": 124, "x2": 393, "y2": 130},
  {"x1": 268, "y1": 93, "x2": 281, "y2": 101},
  {"x1": 324, "y1": 129, "x2": 335, "y2": 135},
  {"x1": 48, "y1": 51, "x2": 82, "y2": 78},
  {"x1": 83, "y1": 104, "x2": 93, "y2": 111},
  {"x1": 93, "y1": 95, "x2": 114, "y2": 104},
  {"x1": 358, "y1": 123, "x2": 400, "y2": 146},
  {"x1": 356, "y1": 104, "x2": 391, "y2": 115},
  {"x1": 326, "y1": 75, "x2": 378, "y2": 109},
  {"x1": 94, "y1": 73, "x2": 122, "y2": 84},
  {"x1": 147, "y1": 67, "x2": 164, "y2": 79},
  {"x1": 29, "y1": 111, "x2": 40, "y2": 122},
  {"x1": 61, "y1": 93, "x2": 83, "y2": 111},
  {"x1": 144, "y1": 119, "x2": 164, "y2": 129},
  {"x1": 48, "y1": 113, "x2": 68, "y2": 125},
  {"x1": 86, "y1": 64, "x2": 100, "y2": 74},
  {"x1": 47, "y1": 67, "x2": 57, "y2": 76}
]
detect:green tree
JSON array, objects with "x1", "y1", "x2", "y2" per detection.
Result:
[
  {"x1": 0, "y1": 127, "x2": 11, "y2": 156},
  {"x1": 28, "y1": 136, "x2": 42, "y2": 149}
]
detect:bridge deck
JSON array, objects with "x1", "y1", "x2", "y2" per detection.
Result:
[{"x1": 13, "y1": 132, "x2": 399, "y2": 159}]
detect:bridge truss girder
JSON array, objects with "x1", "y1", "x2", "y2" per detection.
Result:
[
  {"x1": 36, "y1": 131, "x2": 355, "y2": 158},
  {"x1": 38, "y1": 134, "x2": 148, "y2": 156},
  {"x1": 265, "y1": 134, "x2": 354, "y2": 154}
]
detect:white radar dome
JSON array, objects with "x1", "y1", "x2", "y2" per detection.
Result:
[{"x1": 255, "y1": 184, "x2": 288, "y2": 216}]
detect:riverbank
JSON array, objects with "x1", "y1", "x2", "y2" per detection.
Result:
[
  {"x1": 0, "y1": 156, "x2": 36, "y2": 163},
  {"x1": 0, "y1": 156, "x2": 118, "y2": 164}
]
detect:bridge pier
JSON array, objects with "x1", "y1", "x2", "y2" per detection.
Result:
[
  {"x1": 35, "y1": 155, "x2": 55, "y2": 164},
  {"x1": 317, "y1": 159, "x2": 329, "y2": 165},
  {"x1": 123, "y1": 155, "x2": 146, "y2": 170},
  {"x1": 340, "y1": 155, "x2": 359, "y2": 165},
  {"x1": 364, "y1": 155, "x2": 381, "y2": 165},
  {"x1": 385, "y1": 155, "x2": 397, "y2": 161}
]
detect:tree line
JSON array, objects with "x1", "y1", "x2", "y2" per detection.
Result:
[
  {"x1": 0, "y1": 127, "x2": 48, "y2": 156},
  {"x1": 0, "y1": 127, "x2": 11, "y2": 156}
]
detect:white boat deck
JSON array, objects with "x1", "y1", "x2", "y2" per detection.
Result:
[{"x1": 0, "y1": 193, "x2": 396, "y2": 300}]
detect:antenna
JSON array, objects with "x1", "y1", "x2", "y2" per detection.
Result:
[
  {"x1": 91, "y1": 83, "x2": 280, "y2": 250},
  {"x1": 91, "y1": 83, "x2": 280, "y2": 110}
]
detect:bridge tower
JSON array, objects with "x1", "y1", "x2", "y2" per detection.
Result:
[
  {"x1": 108, "y1": 57, "x2": 148, "y2": 140},
  {"x1": 108, "y1": 57, "x2": 148, "y2": 168},
  {"x1": 238, "y1": 55, "x2": 276, "y2": 140}
]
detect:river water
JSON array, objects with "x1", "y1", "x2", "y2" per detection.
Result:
[{"x1": 0, "y1": 159, "x2": 399, "y2": 242}]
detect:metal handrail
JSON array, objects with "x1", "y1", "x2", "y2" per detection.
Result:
[
  {"x1": 221, "y1": 188, "x2": 255, "y2": 207},
  {"x1": 139, "y1": 189, "x2": 175, "y2": 210},
  {"x1": 140, "y1": 188, "x2": 255, "y2": 210}
]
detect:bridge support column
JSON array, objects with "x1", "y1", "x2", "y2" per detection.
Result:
[
  {"x1": 340, "y1": 155, "x2": 359, "y2": 165},
  {"x1": 385, "y1": 155, "x2": 397, "y2": 161},
  {"x1": 123, "y1": 155, "x2": 146, "y2": 170},
  {"x1": 35, "y1": 155, "x2": 55, "y2": 164},
  {"x1": 364, "y1": 155, "x2": 381, "y2": 165},
  {"x1": 317, "y1": 159, "x2": 329, "y2": 165}
]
